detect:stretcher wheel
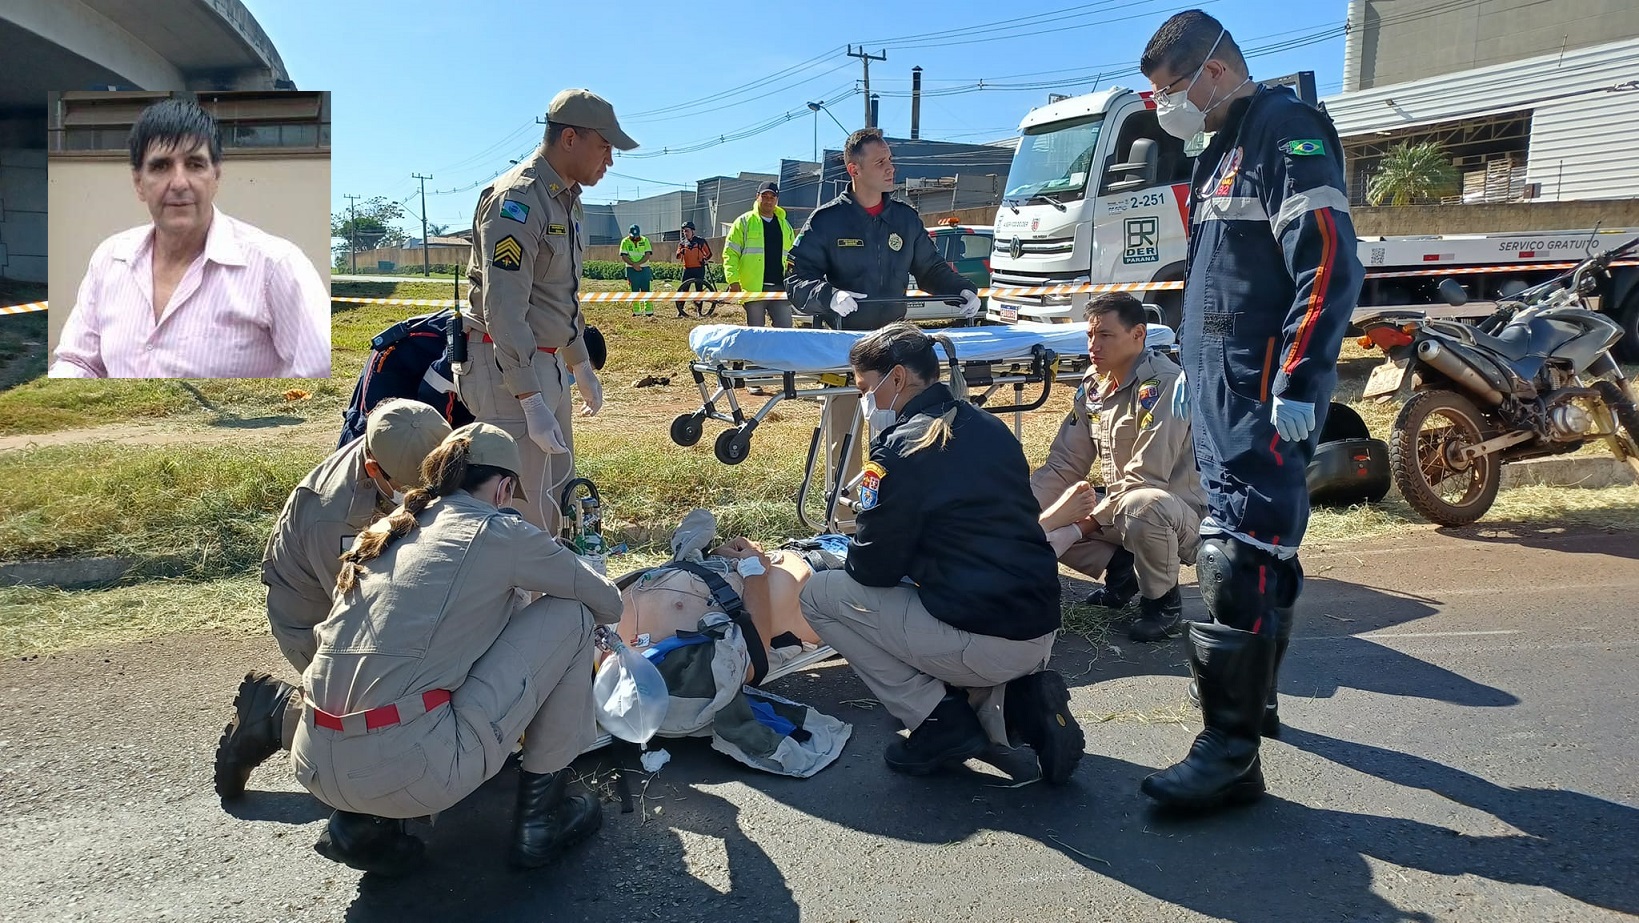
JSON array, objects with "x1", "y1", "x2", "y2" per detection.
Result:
[
  {"x1": 670, "y1": 412, "x2": 705, "y2": 447},
  {"x1": 714, "y1": 428, "x2": 752, "y2": 465}
]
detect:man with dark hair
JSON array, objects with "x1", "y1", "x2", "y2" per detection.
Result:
[
  {"x1": 787, "y1": 129, "x2": 981, "y2": 521},
  {"x1": 1136, "y1": 10, "x2": 1363, "y2": 812},
  {"x1": 1032, "y1": 292, "x2": 1205, "y2": 642},
  {"x1": 50, "y1": 97, "x2": 330, "y2": 379},
  {"x1": 458, "y1": 88, "x2": 636, "y2": 534}
]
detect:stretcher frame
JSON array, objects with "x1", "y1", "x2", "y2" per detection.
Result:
[{"x1": 670, "y1": 308, "x2": 1127, "y2": 533}]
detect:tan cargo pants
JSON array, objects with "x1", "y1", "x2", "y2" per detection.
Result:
[
  {"x1": 1060, "y1": 487, "x2": 1201, "y2": 599},
  {"x1": 455, "y1": 337, "x2": 575, "y2": 535},
  {"x1": 799, "y1": 569, "x2": 1054, "y2": 745}
]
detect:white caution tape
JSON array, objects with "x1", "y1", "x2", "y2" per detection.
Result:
[{"x1": 0, "y1": 302, "x2": 48, "y2": 315}]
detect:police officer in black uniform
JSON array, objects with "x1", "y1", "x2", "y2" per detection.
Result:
[
  {"x1": 787, "y1": 127, "x2": 980, "y2": 329},
  {"x1": 798, "y1": 323, "x2": 1084, "y2": 785},
  {"x1": 1136, "y1": 10, "x2": 1363, "y2": 812}
]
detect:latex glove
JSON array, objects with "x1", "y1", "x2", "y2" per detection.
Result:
[
  {"x1": 959, "y1": 289, "x2": 982, "y2": 319},
  {"x1": 1171, "y1": 372, "x2": 1190, "y2": 422},
  {"x1": 1271, "y1": 396, "x2": 1317, "y2": 443},
  {"x1": 831, "y1": 290, "x2": 865, "y2": 318},
  {"x1": 519, "y1": 392, "x2": 569, "y2": 455},
  {"x1": 574, "y1": 360, "x2": 603, "y2": 417}
]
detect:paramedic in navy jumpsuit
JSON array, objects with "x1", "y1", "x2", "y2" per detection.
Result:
[{"x1": 1137, "y1": 10, "x2": 1363, "y2": 812}]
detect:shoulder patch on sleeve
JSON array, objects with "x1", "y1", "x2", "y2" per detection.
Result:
[
  {"x1": 499, "y1": 199, "x2": 530, "y2": 224},
  {"x1": 1137, "y1": 378, "x2": 1163, "y2": 430},
  {"x1": 1280, "y1": 139, "x2": 1326, "y2": 157},
  {"x1": 858, "y1": 461, "x2": 886, "y2": 511},
  {"x1": 492, "y1": 235, "x2": 523, "y2": 271}
]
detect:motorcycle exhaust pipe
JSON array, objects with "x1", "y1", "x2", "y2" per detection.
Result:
[{"x1": 1416, "y1": 340, "x2": 1504, "y2": 407}]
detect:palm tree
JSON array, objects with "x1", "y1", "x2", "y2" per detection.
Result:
[{"x1": 1366, "y1": 141, "x2": 1459, "y2": 206}]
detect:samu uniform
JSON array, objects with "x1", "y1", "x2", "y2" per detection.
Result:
[
  {"x1": 1030, "y1": 351, "x2": 1206, "y2": 600},
  {"x1": 1181, "y1": 85, "x2": 1362, "y2": 558},
  {"x1": 292, "y1": 493, "x2": 623, "y2": 819},
  {"x1": 799, "y1": 383, "x2": 1062, "y2": 750},
  {"x1": 459, "y1": 149, "x2": 593, "y2": 534},
  {"x1": 1141, "y1": 85, "x2": 1364, "y2": 811}
]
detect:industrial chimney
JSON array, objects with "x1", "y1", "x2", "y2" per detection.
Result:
[{"x1": 911, "y1": 66, "x2": 923, "y2": 140}]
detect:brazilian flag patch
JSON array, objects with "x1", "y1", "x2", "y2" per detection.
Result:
[{"x1": 1281, "y1": 139, "x2": 1326, "y2": 157}]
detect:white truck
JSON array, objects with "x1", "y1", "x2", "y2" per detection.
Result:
[{"x1": 986, "y1": 85, "x2": 1639, "y2": 361}]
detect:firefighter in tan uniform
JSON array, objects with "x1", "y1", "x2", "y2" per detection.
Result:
[
  {"x1": 213, "y1": 399, "x2": 451, "y2": 801},
  {"x1": 1032, "y1": 293, "x2": 1207, "y2": 643},
  {"x1": 458, "y1": 88, "x2": 637, "y2": 534},
  {"x1": 275, "y1": 423, "x2": 621, "y2": 876}
]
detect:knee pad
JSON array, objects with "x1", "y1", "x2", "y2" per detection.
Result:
[{"x1": 1195, "y1": 538, "x2": 1302, "y2": 635}]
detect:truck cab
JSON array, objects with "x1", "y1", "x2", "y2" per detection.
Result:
[{"x1": 987, "y1": 87, "x2": 1194, "y2": 327}]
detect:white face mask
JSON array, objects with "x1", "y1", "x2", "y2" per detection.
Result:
[
  {"x1": 864, "y1": 372, "x2": 903, "y2": 434},
  {"x1": 1155, "y1": 29, "x2": 1248, "y2": 142},
  {"x1": 391, "y1": 489, "x2": 406, "y2": 506}
]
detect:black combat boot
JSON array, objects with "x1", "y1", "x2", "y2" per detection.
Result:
[
  {"x1": 884, "y1": 689, "x2": 988, "y2": 776},
  {"x1": 511, "y1": 768, "x2": 603, "y2": 869},
  {"x1": 213, "y1": 671, "x2": 297, "y2": 800},
  {"x1": 1129, "y1": 586, "x2": 1184, "y2": 642},
  {"x1": 1141, "y1": 621, "x2": 1276, "y2": 812},
  {"x1": 1187, "y1": 605, "x2": 1294, "y2": 738},
  {"x1": 1084, "y1": 548, "x2": 1138, "y2": 608},
  {"x1": 314, "y1": 811, "x2": 425, "y2": 876},
  {"x1": 1003, "y1": 670, "x2": 1085, "y2": 785}
]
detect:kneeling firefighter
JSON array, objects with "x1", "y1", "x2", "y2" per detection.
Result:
[{"x1": 249, "y1": 423, "x2": 622, "y2": 874}]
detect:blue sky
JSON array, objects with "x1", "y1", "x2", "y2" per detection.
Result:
[{"x1": 251, "y1": 0, "x2": 1352, "y2": 236}]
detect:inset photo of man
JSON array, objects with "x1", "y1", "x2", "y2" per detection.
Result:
[{"x1": 47, "y1": 90, "x2": 331, "y2": 379}]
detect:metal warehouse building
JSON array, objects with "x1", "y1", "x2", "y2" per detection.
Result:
[{"x1": 1321, "y1": 1, "x2": 1639, "y2": 204}]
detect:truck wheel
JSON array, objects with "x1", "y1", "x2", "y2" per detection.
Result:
[{"x1": 1388, "y1": 389, "x2": 1502, "y2": 527}]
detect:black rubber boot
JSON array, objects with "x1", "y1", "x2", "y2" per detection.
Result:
[
  {"x1": 884, "y1": 690, "x2": 988, "y2": 776},
  {"x1": 213, "y1": 671, "x2": 297, "y2": 800},
  {"x1": 314, "y1": 811, "x2": 425, "y2": 877},
  {"x1": 1187, "y1": 611, "x2": 1293, "y2": 739},
  {"x1": 511, "y1": 769, "x2": 603, "y2": 869},
  {"x1": 1129, "y1": 586, "x2": 1184, "y2": 642},
  {"x1": 1141, "y1": 621, "x2": 1276, "y2": 812},
  {"x1": 1084, "y1": 548, "x2": 1138, "y2": 608},
  {"x1": 1003, "y1": 670, "x2": 1085, "y2": 785}
]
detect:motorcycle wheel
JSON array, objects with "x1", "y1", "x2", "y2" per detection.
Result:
[
  {"x1": 1389, "y1": 389, "x2": 1502, "y2": 527},
  {"x1": 1593, "y1": 379, "x2": 1639, "y2": 477}
]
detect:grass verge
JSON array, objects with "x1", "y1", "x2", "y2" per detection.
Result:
[{"x1": 1, "y1": 576, "x2": 267, "y2": 658}]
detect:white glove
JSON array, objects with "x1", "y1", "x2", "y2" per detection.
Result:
[
  {"x1": 1171, "y1": 372, "x2": 1189, "y2": 422},
  {"x1": 574, "y1": 360, "x2": 603, "y2": 417},
  {"x1": 831, "y1": 290, "x2": 865, "y2": 318},
  {"x1": 959, "y1": 290, "x2": 982, "y2": 319},
  {"x1": 519, "y1": 393, "x2": 570, "y2": 455},
  {"x1": 1271, "y1": 396, "x2": 1317, "y2": 443}
]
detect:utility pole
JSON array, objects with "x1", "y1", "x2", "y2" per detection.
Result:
[
  {"x1": 344, "y1": 193, "x2": 360, "y2": 273},
  {"x1": 411, "y1": 173, "x2": 432, "y2": 276},
  {"x1": 848, "y1": 46, "x2": 886, "y2": 128}
]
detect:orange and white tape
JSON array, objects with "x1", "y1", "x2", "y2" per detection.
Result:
[
  {"x1": 332, "y1": 296, "x2": 461, "y2": 307},
  {"x1": 1362, "y1": 259, "x2": 1638, "y2": 280},
  {"x1": 1, "y1": 302, "x2": 48, "y2": 315}
]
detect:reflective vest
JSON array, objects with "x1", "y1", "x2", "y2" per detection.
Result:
[{"x1": 722, "y1": 207, "x2": 794, "y2": 292}]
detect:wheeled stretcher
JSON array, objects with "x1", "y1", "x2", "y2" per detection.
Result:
[{"x1": 668, "y1": 314, "x2": 1178, "y2": 532}]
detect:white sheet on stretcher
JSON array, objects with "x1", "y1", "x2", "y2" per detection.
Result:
[{"x1": 687, "y1": 322, "x2": 1175, "y2": 373}]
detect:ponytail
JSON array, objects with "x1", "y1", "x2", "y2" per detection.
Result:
[{"x1": 335, "y1": 438, "x2": 476, "y2": 594}]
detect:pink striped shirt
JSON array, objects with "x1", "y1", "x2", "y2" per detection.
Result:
[{"x1": 50, "y1": 209, "x2": 331, "y2": 379}]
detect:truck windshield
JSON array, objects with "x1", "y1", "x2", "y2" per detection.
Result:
[{"x1": 1005, "y1": 114, "x2": 1104, "y2": 204}]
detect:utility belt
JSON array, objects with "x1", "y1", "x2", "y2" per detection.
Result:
[{"x1": 309, "y1": 688, "x2": 452, "y2": 736}]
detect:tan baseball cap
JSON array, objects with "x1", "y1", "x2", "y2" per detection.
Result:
[
  {"x1": 364, "y1": 399, "x2": 453, "y2": 486},
  {"x1": 446, "y1": 422, "x2": 528, "y2": 499},
  {"x1": 548, "y1": 88, "x2": 638, "y2": 151}
]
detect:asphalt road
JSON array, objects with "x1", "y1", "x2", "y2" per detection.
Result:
[{"x1": 2, "y1": 526, "x2": 1637, "y2": 923}]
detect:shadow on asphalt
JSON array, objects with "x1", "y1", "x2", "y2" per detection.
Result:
[
  {"x1": 221, "y1": 790, "x2": 331, "y2": 826},
  {"x1": 1281, "y1": 727, "x2": 1639, "y2": 918},
  {"x1": 1442, "y1": 521, "x2": 1639, "y2": 561},
  {"x1": 1053, "y1": 575, "x2": 1520, "y2": 710}
]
